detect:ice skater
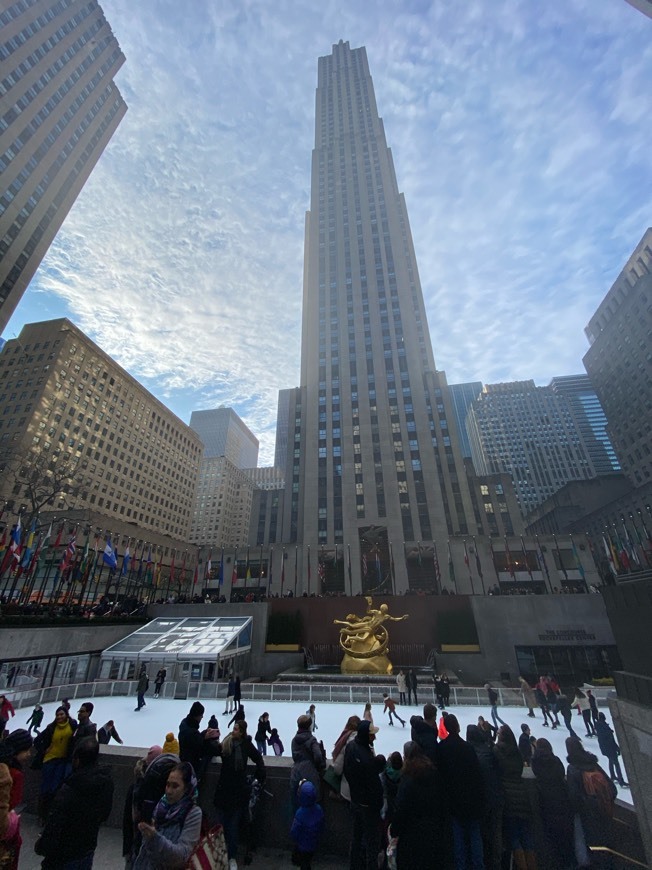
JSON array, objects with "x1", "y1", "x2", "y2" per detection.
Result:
[{"x1": 382, "y1": 693, "x2": 405, "y2": 727}]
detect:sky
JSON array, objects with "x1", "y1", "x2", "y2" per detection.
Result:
[{"x1": 4, "y1": 0, "x2": 652, "y2": 466}]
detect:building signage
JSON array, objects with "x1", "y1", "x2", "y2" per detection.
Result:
[{"x1": 538, "y1": 628, "x2": 596, "y2": 642}]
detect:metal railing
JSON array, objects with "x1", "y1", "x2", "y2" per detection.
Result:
[{"x1": 4, "y1": 679, "x2": 177, "y2": 710}]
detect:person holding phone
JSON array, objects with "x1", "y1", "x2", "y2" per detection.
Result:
[{"x1": 134, "y1": 762, "x2": 202, "y2": 869}]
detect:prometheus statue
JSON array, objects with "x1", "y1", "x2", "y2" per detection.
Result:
[{"x1": 334, "y1": 596, "x2": 408, "y2": 674}]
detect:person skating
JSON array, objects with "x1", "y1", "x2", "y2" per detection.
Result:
[
  {"x1": 135, "y1": 665, "x2": 149, "y2": 712},
  {"x1": 382, "y1": 694, "x2": 405, "y2": 727},
  {"x1": 305, "y1": 704, "x2": 318, "y2": 733},
  {"x1": 255, "y1": 712, "x2": 272, "y2": 755},
  {"x1": 518, "y1": 677, "x2": 537, "y2": 718},
  {"x1": 98, "y1": 719, "x2": 123, "y2": 745},
  {"x1": 572, "y1": 688, "x2": 596, "y2": 738},
  {"x1": 533, "y1": 685, "x2": 553, "y2": 728},
  {"x1": 595, "y1": 712, "x2": 628, "y2": 787},
  {"x1": 0, "y1": 695, "x2": 15, "y2": 736},
  {"x1": 228, "y1": 705, "x2": 246, "y2": 729},
  {"x1": 485, "y1": 682, "x2": 507, "y2": 728},
  {"x1": 268, "y1": 728, "x2": 284, "y2": 756},
  {"x1": 223, "y1": 674, "x2": 236, "y2": 715},
  {"x1": 557, "y1": 693, "x2": 579, "y2": 739},
  {"x1": 153, "y1": 668, "x2": 166, "y2": 699},
  {"x1": 26, "y1": 704, "x2": 44, "y2": 734}
]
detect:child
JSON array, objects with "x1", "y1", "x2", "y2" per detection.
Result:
[
  {"x1": 269, "y1": 727, "x2": 284, "y2": 756},
  {"x1": 26, "y1": 704, "x2": 44, "y2": 734},
  {"x1": 290, "y1": 779, "x2": 324, "y2": 870},
  {"x1": 162, "y1": 731, "x2": 180, "y2": 755}
]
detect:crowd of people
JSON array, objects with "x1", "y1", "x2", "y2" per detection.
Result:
[{"x1": 0, "y1": 670, "x2": 631, "y2": 870}]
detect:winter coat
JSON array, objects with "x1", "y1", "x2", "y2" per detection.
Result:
[
  {"x1": 269, "y1": 733, "x2": 284, "y2": 756},
  {"x1": 573, "y1": 694, "x2": 591, "y2": 713},
  {"x1": 343, "y1": 735, "x2": 382, "y2": 812},
  {"x1": 290, "y1": 781, "x2": 324, "y2": 854},
  {"x1": 137, "y1": 672, "x2": 149, "y2": 695},
  {"x1": 98, "y1": 723, "x2": 122, "y2": 745},
  {"x1": 396, "y1": 673, "x2": 407, "y2": 694},
  {"x1": 380, "y1": 765, "x2": 401, "y2": 823},
  {"x1": 71, "y1": 719, "x2": 97, "y2": 752},
  {"x1": 332, "y1": 731, "x2": 355, "y2": 802},
  {"x1": 567, "y1": 757, "x2": 616, "y2": 846},
  {"x1": 178, "y1": 716, "x2": 219, "y2": 772},
  {"x1": 595, "y1": 719, "x2": 620, "y2": 759},
  {"x1": 213, "y1": 736, "x2": 265, "y2": 812},
  {"x1": 125, "y1": 754, "x2": 179, "y2": 861},
  {"x1": 486, "y1": 686, "x2": 498, "y2": 706},
  {"x1": 393, "y1": 764, "x2": 453, "y2": 870},
  {"x1": 255, "y1": 718, "x2": 272, "y2": 745},
  {"x1": 133, "y1": 804, "x2": 202, "y2": 870},
  {"x1": 0, "y1": 762, "x2": 11, "y2": 838},
  {"x1": 226, "y1": 677, "x2": 235, "y2": 697},
  {"x1": 409, "y1": 716, "x2": 439, "y2": 766},
  {"x1": 518, "y1": 733, "x2": 533, "y2": 765},
  {"x1": 26, "y1": 707, "x2": 44, "y2": 729},
  {"x1": 290, "y1": 729, "x2": 325, "y2": 801},
  {"x1": 494, "y1": 741, "x2": 531, "y2": 820},
  {"x1": 233, "y1": 677, "x2": 242, "y2": 703},
  {"x1": 531, "y1": 749, "x2": 575, "y2": 866},
  {"x1": 519, "y1": 679, "x2": 536, "y2": 708},
  {"x1": 437, "y1": 734, "x2": 485, "y2": 821},
  {"x1": 0, "y1": 698, "x2": 15, "y2": 722},
  {"x1": 35, "y1": 762, "x2": 114, "y2": 864},
  {"x1": 469, "y1": 739, "x2": 504, "y2": 811},
  {"x1": 35, "y1": 717, "x2": 79, "y2": 765}
]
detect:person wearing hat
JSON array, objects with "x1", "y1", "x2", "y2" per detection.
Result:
[
  {"x1": 289, "y1": 715, "x2": 326, "y2": 813},
  {"x1": 343, "y1": 720, "x2": 382, "y2": 870},
  {"x1": 178, "y1": 702, "x2": 219, "y2": 783},
  {"x1": 0, "y1": 728, "x2": 33, "y2": 811},
  {"x1": 162, "y1": 732, "x2": 180, "y2": 756}
]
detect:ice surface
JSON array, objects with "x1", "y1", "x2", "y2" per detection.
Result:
[{"x1": 12, "y1": 693, "x2": 632, "y2": 806}]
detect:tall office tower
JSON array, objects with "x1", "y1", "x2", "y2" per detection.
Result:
[
  {"x1": 296, "y1": 41, "x2": 476, "y2": 592},
  {"x1": 623, "y1": 0, "x2": 652, "y2": 18},
  {"x1": 549, "y1": 374, "x2": 620, "y2": 476},
  {"x1": 583, "y1": 229, "x2": 652, "y2": 489},
  {"x1": 467, "y1": 380, "x2": 597, "y2": 517},
  {"x1": 449, "y1": 382, "x2": 483, "y2": 459},
  {"x1": 0, "y1": 0, "x2": 127, "y2": 332},
  {"x1": 274, "y1": 389, "x2": 292, "y2": 469},
  {"x1": 0, "y1": 319, "x2": 203, "y2": 539},
  {"x1": 189, "y1": 408, "x2": 259, "y2": 468},
  {"x1": 189, "y1": 456, "x2": 255, "y2": 549}
]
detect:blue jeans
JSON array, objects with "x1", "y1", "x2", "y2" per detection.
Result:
[
  {"x1": 217, "y1": 804, "x2": 244, "y2": 861},
  {"x1": 452, "y1": 817, "x2": 485, "y2": 870},
  {"x1": 256, "y1": 740, "x2": 267, "y2": 755},
  {"x1": 490, "y1": 705, "x2": 506, "y2": 728}
]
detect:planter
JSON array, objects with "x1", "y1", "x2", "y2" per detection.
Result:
[
  {"x1": 265, "y1": 644, "x2": 302, "y2": 653},
  {"x1": 440, "y1": 644, "x2": 481, "y2": 653}
]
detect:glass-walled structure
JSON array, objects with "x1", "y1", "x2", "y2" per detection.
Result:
[{"x1": 100, "y1": 616, "x2": 253, "y2": 689}]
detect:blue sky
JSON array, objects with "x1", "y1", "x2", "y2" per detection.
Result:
[{"x1": 4, "y1": 0, "x2": 651, "y2": 465}]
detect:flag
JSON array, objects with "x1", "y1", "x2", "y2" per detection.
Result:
[
  {"x1": 281, "y1": 549, "x2": 286, "y2": 591},
  {"x1": 232, "y1": 548, "x2": 238, "y2": 586},
  {"x1": 121, "y1": 544, "x2": 131, "y2": 576},
  {"x1": 169, "y1": 550, "x2": 175, "y2": 585},
  {"x1": 318, "y1": 558, "x2": 325, "y2": 588},
  {"x1": 447, "y1": 541, "x2": 456, "y2": 589},
  {"x1": 145, "y1": 547, "x2": 153, "y2": 583},
  {"x1": 504, "y1": 537, "x2": 515, "y2": 578},
  {"x1": 219, "y1": 549, "x2": 225, "y2": 587},
  {"x1": 59, "y1": 532, "x2": 76, "y2": 573},
  {"x1": 570, "y1": 536, "x2": 585, "y2": 580},
  {"x1": 155, "y1": 553, "x2": 162, "y2": 587},
  {"x1": 347, "y1": 545, "x2": 352, "y2": 589},
  {"x1": 520, "y1": 536, "x2": 534, "y2": 580},
  {"x1": 473, "y1": 538, "x2": 483, "y2": 580},
  {"x1": 602, "y1": 533, "x2": 617, "y2": 576},
  {"x1": 20, "y1": 517, "x2": 37, "y2": 568},
  {"x1": 535, "y1": 537, "x2": 550, "y2": 581},
  {"x1": 621, "y1": 520, "x2": 640, "y2": 566},
  {"x1": 375, "y1": 548, "x2": 382, "y2": 584},
  {"x1": 103, "y1": 538, "x2": 117, "y2": 569},
  {"x1": 433, "y1": 542, "x2": 441, "y2": 586},
  {"x1": 193, "y1": 563, "x2": 198, "y2": 586},
  {"x1": 10, "y1": 516, "x2": 21, "y2": 547},
  {"x1": 362, "y1": 552, "x2": 368, "y2": 578},
  {"x1": 205, "y1": 550, "x2": 213, "y2": 581}
]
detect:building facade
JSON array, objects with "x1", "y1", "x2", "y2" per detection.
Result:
[
  {"x1": 0, "y1": 0, "x2": 127, "y2": 331},
  {"x1": 583, "y1": 228, "x2": 652, "y2": 490},
  {"x1": 0, "y1": 318, "x2": 203, "y2": 540},
  {"x1": 189, "y1": 407, "x2": 259, "y2": 468},
  {"x1": 189, "y1": 455, "x2": 256, "y2": 550},
  {"x1": 449, "y1": 382, "x2": 483, "y2": 459}
]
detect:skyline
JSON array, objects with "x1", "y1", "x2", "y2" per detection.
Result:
[{"x1": 4, "y1": 0, "x2": 651, "y2": 466}]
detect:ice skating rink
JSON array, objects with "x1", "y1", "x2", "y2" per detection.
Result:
[{"x1": 11, "y1": 694, "x2": 632, "y2": 806}]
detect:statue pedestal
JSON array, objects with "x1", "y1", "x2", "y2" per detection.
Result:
[{"x1": 340, "y1": 653, "x2": 394, "y2": 675}]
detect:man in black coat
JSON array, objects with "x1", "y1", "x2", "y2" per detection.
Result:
[
  {"x1": 409, "y1": 702, "x2": 439, "y2": 765},
  {"x1": 437, "y1": 714, "x2": 485, "y2": 870},
  {"x1": 71, "y1": 701, "x2": 97, "y2": 752},
  {"x1": 36, "y1": 738, "x2": 114, "y2": 868},
  {"x1": 343, "y1": 719, "x2": 383, "y2": 870},
  {"x1": 178, "y1": 700, "x2": 220, "y2": 781}
]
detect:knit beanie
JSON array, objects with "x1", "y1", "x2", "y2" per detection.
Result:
[
  {"x1": 5, "y1": 729, "x2": 33, "y2": 754},
  {"x1": 146, "y1": 745, "x2": 163, "y2": 766},
  {"x1": 162, "y1": 733, "x2": 180, "y2": 755},
  {"x1": 189, "y1": 701, "x2": 205, "y2": 718}
]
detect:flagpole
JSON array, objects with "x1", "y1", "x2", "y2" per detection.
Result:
[
  {"x1": 389, "y1": 542, "x2": 396, "y2": 596},
  {"x1": 294, "y1": 546, "x2": 298, "y2": 598},
  {"x1": 472, "y1": 537, "x2": 486, "y2": 594},
  {"x1": 463, "y1": 540, "x2": 475, "y2": 595}
]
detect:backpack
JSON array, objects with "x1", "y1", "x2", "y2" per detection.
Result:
[{"x1": 582, "y1": 768, "x2": 614, "y2": 818}]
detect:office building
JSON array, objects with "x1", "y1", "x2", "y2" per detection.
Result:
[
  {"x1": 0, "y1": 318, "x2": 203, "y2": 540},
  {"x1": 583, "y1": 228, "x2": 652, "y2": 489},
  {"x1": 449, "y1": 382, "x2": 483, "y2": 459},
  {"x1": 624, "y1": 0, "x2": 652, "y2": 18},
  {"x1": 0, "y1": 0, "x2": 127, "y2": 331},
  {"x1": 467, "y1": 380, "x2": 596, "y2": 516},
  {"x1": 189, "y1": 455, "x2": 256, "y2": 549},
  {"x1": 189, "y1": 408, "x2": 258, "y2": 469},
  {"x1": 274, "y1": 388, "x2": 292, "y2": 470}
]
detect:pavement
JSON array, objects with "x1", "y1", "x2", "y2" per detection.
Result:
[{"x1": 18, "y1": 812, "x2": 343, "y2": 869}]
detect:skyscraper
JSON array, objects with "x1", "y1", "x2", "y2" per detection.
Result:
[
  {"x1": 449, "y1": 382, "x2": 483, "y2": 460},
  {"x1": 189, "y1": 408, "x2": 259, "y2": 468},
  {"x1": 293, "y1": 41, "x2": 476, "y2": 592},
  {"x1": 0, "y1": 0, "x2": 127, "y2": 332}
]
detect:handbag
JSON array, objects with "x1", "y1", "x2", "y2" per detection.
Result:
[
  {"x1": 322, "y1": 764, "x2": 342, "y2": 794},
  {"x1": 185, "y1": 822, "x2": 228, "y2": 870},
  {"x1": 386, "y1": 824, "x2": 398, "y2": 870}
]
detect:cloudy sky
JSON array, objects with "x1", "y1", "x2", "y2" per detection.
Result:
[{"x1": 5, "y1": 0, "x2": 651, "y2": 465}]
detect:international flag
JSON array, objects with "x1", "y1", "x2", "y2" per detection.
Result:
[
  {"x1": 504, "y1": 537, "x2": 516, "y2": 578},
  {"x1": 473, "y1": 539, "x2": 483, "y2": 580},
  {"x1": 20, "y1": 517, "x2": 37, "y2": 568},
  {"x1": 155, "y1": 554, "x2": 163, "y2": 588},
  {"x1": 318, "y1": 558, "x2": 325, "y2": 588},
  {"x1": 447, "y1": 541, "x2": 456, "y2": 589},
  {"x1": 121, "y1": 544, "x2": 131, "y2": 576},
  {"x1": 169, "y1": 550, "x2": 175, "y2": 585},
  {"x1": 362, "y1": 552, "x2": 368, "y2": 577},
  {"x1": 570, "y1": 536, "x2": 585, "y2": 580},
  {"x1": 232, "y1": 547, "x2": 238, "y2": 585},
  {"x1": 103, "y1": 538, "x2": 117, "y2": 569},
  {"x1": 219, "y1": 549, "x2": 225, "y2": 587},
  {"x1": 193, "y1": 563, "x2": 198, "y2": 586},
  {"x1": 59, "y1": 533, "x2": 77, "y2": 573},
  {"x1": 205, "y1": 550, "x2": 212, "y2": 581},
  {"x1": 433, "y1": 542, "x2": 441, "y2": 586},
  {"x1": 520, "y1": 537, "x2": 534, "y2": 580},
  {"x1": 281, "y1": 550, "x2": 285, "y2": 591}
]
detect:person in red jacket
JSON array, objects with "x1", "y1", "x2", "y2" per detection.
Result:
[
  {"x1": 0, "y1": 696, "x2": 15, "y2": 736},
  {"x1": 382, "y1": 694, "x2": 405, "y2": 727}
]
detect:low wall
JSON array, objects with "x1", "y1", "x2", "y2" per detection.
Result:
[
  {"x1": 20, "y1": 746, "x2": 643, "y2": 866},
  {"x1": 0, "y1": 622, "x2": 135, "y2": 661}
]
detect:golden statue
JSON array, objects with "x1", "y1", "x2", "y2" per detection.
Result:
[{"x1": 334, "y1": 596, "x2": 408, "y2": 674}]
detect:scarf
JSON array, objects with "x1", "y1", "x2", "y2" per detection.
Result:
[
  {"x1": 153, "y1": 773, "x2": 198, "y2": 828},
  {"x1": 222, "y1": 734, "x2": 246, "y2": 771},
  {"x1": 333, "y1": 727, "x2": 355, "y2": 760}
]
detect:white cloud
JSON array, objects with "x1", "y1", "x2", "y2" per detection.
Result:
[{"x1": 7, "y1": 0, "x2": 652, "y2": 464}]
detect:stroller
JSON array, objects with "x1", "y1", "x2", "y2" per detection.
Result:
[{"x1": 241, "y1": 775, "x2": 271, "y2": 865}]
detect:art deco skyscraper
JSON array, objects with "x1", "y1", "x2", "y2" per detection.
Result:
[
  {"x1": 294, "y1": 41, "x2": 476, "y2": 592},
  {"x1": 0, "y1": 0, "x2": 127, "y2": 331}
]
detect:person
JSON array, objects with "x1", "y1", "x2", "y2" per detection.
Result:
[
  {"x1": 268, "y1": 728, "x2": 284, "y2": 756},
  {"x1": 533, "y1": 685, "x2": 553, "y2": 728},
  {"x1": 407, "y1": 669, "x2": 418, "y2": 705},
  {"x1": 123, "y1": 747, "x2": 179, "y2": 869},
  {"x1": 26, "y1": 704, "x2": 44, "y2": 735},
  {"x1": 396, "y1": 670, "x2": 407, "y2": 705},
  {"x1": 162, "y1": 732, "x2": 180, "y2": 756},
  {"x1": 255, "y1": 713, "x2": 272, "y2": 755},
  {"x1": 477, "y1": 716, "x2": 497, "y2": 744},
  {"x1": 153, "y1": 668, "x2": 167, "y2": 699},
  {"x1": 224, "y1": 674, "x2": 236, "y2": 715},
  {"x1": 441, "y1": 673, "x2": 451, "y2": 708},
  {"x1": 494, "y1": 725, "x2": 535, "y2": 870},
  {"x1": 557, "y1": 693, "x2": 579, "y2": 739},
  {"x1": 178, "y1": 701, "x2": 220, "y2": 782},
  {"x1": 290, "y1": 715, "x2": 326, "y2": 812},
  {"x1": 208, "y1": 714, "x2": 219, "y2": 730},
  {"x1": 0, "y1": 696, "x2": 15, "y2": 736},
  {"x1": 35, "y1": 737, "x2": 114, "y2": 869},
  {"x1": 393, "y1": 740, "x2": 451, "y2": 870},
  {"x1": 566, "y1": 736, "x2": 617, "y2": 856},
  {"x1": 437, "y1": 713, "x2": 485, "y2": 870},
  {"x1": 518, "y1": 677, "x2": 537, "y2": 718},
  {"x1": 290, "y1": 779, "x2": 324, "y2": 870},
  {"x1": 72, "y1": 702, "x2": 97, "y2": 751},
  {"x1": 331, "y1": 715, "x2": 360, "y2": 803},
  {"x1": 380, "y1": 751, "x2": 402, "y2": 830},
  {"x1": 587, "y1": 689, "x2": 599, "y2": 725},
  {"x1": 305, "y1": 704, "x2": 318, "y2": 732},
  {"x1": 409, "y1": 703, "x2": 439, "y2": 765},
  {"x1": 343, "y1": 720, "x2": 382, "y2": 870},
  {"x1": 213, "y1": 719, "x2": 266, "y2": 870},
  {"x1": 133, "y1": 761, "x2": 202, "y2": 869},
  {"x1": 97, "y1": 720, "x2": 123, "y2": 745},
  {"x1": 572, "y1": 689, "x2": 596, "y2": 738},
  {"x1": 34, "y1": 705, "x2": 78, "y2": 824},
  {"x1": 544, "y1": 685, "x2": 560, "y2": 728},
  {"x1": 595, "y1": 712, "x2": 628, "y2": 787},
  {"x1": 531, "y1": 738, "x2": 574, "y2": 869},
  {"x1": 0, "y1": 728, "x2": 33, "y2": 869},
  {"x1": 382, "y1": 693, "x2": 405, "y2": 727},
  {"x1": 228, "y1": 705, "x2": 245, "y2": 728},
  {"x1": 518, "y1": 724, "x2": 533, "y2": 767},
  {"x1": 485, "y1": 683, "x2": 506, "y2": 728},
  {"x1": 135, "y1": 665, "x2": 149, "y2": 712},
  {"x1": 467, "y1": 725, "x2": 504, "y2": 870},
  {"x1": 233, "y1": 674, "x2": 242, "y2": 711},
  {"x1": 362, "y1": 702, "x2": 373, "y2": 726}
]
